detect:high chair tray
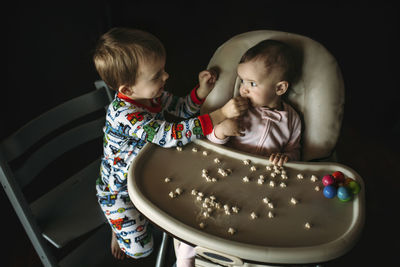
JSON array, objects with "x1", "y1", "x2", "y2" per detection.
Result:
[{"x1": 128, "y1": 139, "x2": 365, "y2": 264}]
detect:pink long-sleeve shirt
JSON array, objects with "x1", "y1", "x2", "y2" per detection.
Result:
[{"x1": 207, "y1": 101, "x2": 302, "y2": 160}]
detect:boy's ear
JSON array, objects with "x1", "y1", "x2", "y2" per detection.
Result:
[
  {"x1": 276, "y1": 81, "x2": 289, "y2": 96},
  {"x1": 118, "y1": 85, "x2": 134, "y2": 96}
]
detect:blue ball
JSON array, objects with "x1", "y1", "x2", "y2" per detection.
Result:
[
  {"x1": 337, "y1": 186, "x2": 352, "y2": 202},
  {"x1": 323, "y1": 185, "x2": 337, "y2": 199}
]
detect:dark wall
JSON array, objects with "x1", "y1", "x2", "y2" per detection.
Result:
[{"x1": 5, "y1": 1, "x2": 399, "y2": 140}]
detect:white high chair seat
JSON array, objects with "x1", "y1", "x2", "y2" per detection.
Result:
[{"x1": 201, "y1": 30, "x2": 345, "y2": 161}]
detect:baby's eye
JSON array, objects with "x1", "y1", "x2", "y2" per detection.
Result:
[
  {"x1": 239, "y1": 78, "x2": 244, "y2": 84},
  {"x1": 250, "y1": 82, "x2": 257, "y2": 87}
]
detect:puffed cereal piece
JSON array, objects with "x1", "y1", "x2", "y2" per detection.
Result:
[
  {"x1": 199, "y1": 222, "x2": 205, "y2": 229},
  {"x1": 232, "y1": 206, "x2": 240, "y2": 213},
  {"x1": 176, "y1": 146, "x2": 182, "y2": 151},
  {"x1": 175, "y1": 188, "x2": 183, "y2": 195},
  {"x1": 310, "y1": 175, "x2": 318, "y2": 182},
  {"x1": 304, "y1": 222, "x2": 312, "y2": 229},
  {"x1": 290, "y1": 197, "x2": 298, "y2": 205},
  {"x1": 228, "y1": 227, "x2": 236, "y2": 235},
  {"x1": 214, "y1": 158, "x2": 221, "y2": 164},
  {"x1": 243, "y1": 159, "x2": 251, "y2": 165},
  {"x1": 297, "y1": 173, "x2": 304, "y2": 180},
  {"x1": 250, "y1": 212, "x2": 258, "y2": 219},
  {"x1": 242, "y1": 176, "x2": 250, "y2": 183},
  {"x1": 164, "y1": 177, "x2": 171, "y2": 183},
  {"x1": 262, "y1": 197, "x2": 271, "y2": 204},
  {"x1": 169, "y1": 191, "x2": 176, "y2": 198},
  {"x1": 269, "y1": 180, "x2": 276, "y2": 187},
  {"x1": 250, "y1": 165, "x2": 257, "y2": 172},
  {"x1": 268, "y1": 211, "x2": 275, "y2": 218},
  {"x1": 192, "y1": 147, "x2": 198, "y2": 152}
]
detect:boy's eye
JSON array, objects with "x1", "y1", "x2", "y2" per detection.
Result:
[
  {"x1": 239, "y1": 78, "x2": 244, "y2": 84},
  {"x1": 250, "y1": 82, "x2": 257, "y2": 87}
]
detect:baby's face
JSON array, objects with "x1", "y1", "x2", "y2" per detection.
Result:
[
  {"x1": 131, "y1": 56, "x2": 169, "y2": 100},
  {"x1": 237, "y1": 59, "x2": 282, "y2": 108}
]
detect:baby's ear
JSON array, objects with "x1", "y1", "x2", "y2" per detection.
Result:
[{"x1": 276, "y1": 81, "x2": 289, "y2": 96}]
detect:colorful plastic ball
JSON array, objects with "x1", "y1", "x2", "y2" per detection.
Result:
[
  {"x1": 337, "y1": 186, "x2": 352, "y2": 202},
  {"x1": 323, "y1": 185, "x2": 337, "y2": 199},
  {"x1": 343, "y1": 177, "x2": 353, "y2": 186},
  {"x1": 332, "y1": 171, "x2": 345, "y2": 183},
  {"x1": 347, "y1": 180, "x2": 361, "y2": 195},
  {"x1": 322, "y1": 175, "x2": 336, "y2": 186}
]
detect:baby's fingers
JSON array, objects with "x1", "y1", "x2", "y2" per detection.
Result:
[{"x1": 277, "y1": 155, "x2": 288, "y2": 167}]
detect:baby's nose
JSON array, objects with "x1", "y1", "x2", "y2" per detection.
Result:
[{"x1": 240, "y1": 85, "x2": 249, "y2": 95}]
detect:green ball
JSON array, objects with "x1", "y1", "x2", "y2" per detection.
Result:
[{"x1": 347, "y1": 181, "x2": 361, "y2": 195}]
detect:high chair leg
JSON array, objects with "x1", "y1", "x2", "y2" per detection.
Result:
[{"x1": 156, "y1": 232, "x2": 171, "y2": 267}]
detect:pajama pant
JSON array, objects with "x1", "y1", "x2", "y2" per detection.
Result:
[{"x1": 98, "y1": 193, "x2": 153, "y2": 258}]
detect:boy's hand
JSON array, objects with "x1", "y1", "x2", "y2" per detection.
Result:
[
  {"x1": 269, "y1": 153, "x2": 289, "y2": 167},
  {"x1": 214, "y1": 119, "x2": 245, "y2": 139},
  {"x1": 221, "y1": 96, "x2": 249, "y2": 119},
  {"x1": 196, "y1": 68, "x2": 219, "y2": 99}
]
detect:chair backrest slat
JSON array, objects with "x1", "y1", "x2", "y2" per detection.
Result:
[
  {"x1": 0, "y1": 88, "x2": 111, "y2": 162},
  {"x1": 15, "y1": 117, "x2": 105, "y2": 187}
]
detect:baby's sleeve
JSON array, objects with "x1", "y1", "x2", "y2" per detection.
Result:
[
  {"x1": 206, "y1": 128, "x2": 230, "y2": 144},
  {"x1": 159, "y1": 86, "x2": 204, "y2": 119}
]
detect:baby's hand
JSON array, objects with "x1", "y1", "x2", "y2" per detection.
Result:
[
  {"x1": 221, "y1": 96, "x2": 249, "y2": 119},
  {"x1": 214, "y1": 119, "x2": 244, "y2": 139},
  {"x1": 269, "y1": 153, "x2": 289, "y2": 167},
  {"x1": 196, "y1": 68, "x2": 219, "y2": 99}
]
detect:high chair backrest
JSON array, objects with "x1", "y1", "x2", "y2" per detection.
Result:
[{"x1": 201, "y1": 30, "x2": 345, "y2": 161}]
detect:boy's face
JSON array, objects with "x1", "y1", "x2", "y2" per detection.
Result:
[
  {"x1": 237, "y1": 58, "x2": 283, "y2": 108},
  {"x1": 129, "y1": 56, "x2": 169, "y2": 100}
]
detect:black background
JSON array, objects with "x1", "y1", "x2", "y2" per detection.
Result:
[{"x1": 4, "y1": 1, "x2": 399, "y2": 266}]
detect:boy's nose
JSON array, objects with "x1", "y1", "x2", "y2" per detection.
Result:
[{"x1": 163, "y1": 71, "x2": 169, "y2": 81}]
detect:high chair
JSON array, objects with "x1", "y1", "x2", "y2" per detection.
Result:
[
  {"x1": 174, "y1": 30, "x2": 347, "y2": 266},
  {"x1": 195, "y1": 30, "x2": 346, "y2": 266}
]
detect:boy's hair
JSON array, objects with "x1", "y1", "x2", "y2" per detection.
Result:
[
  {"x1": 93, "y1": 27, "x2": 165, "y2": 90},
  {"x1": 239, "y1": 39, "x2": 298, "y2": 84}
]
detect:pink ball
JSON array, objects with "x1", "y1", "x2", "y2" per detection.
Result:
[{"x1": 322, "y1": 175, "x2": 335, "y2": 187}]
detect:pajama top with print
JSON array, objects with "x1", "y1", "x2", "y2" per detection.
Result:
[{"x1": 96, "y1": 86, "x2": 212, "y2": 198}]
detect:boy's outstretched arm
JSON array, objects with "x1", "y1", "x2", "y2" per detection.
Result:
[{"x1": 208, "y1": 96, "x2": 248, "y2": 126}]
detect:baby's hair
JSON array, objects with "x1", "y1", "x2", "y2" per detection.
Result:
[
  {"x1": 239, "y1": 39, "x2": 298, "y2": 84},
  {"x1": 93, "y1": 27, "x2": 165, "y2": 91}
]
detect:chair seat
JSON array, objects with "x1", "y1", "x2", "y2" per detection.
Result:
[{"x1": 30, "y1": 159, "x2": 105, "y2": 248}]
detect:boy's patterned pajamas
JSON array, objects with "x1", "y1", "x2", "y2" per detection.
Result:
[{"x1": 96, "y1": 86, "x2": 212, "y2": 258}]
